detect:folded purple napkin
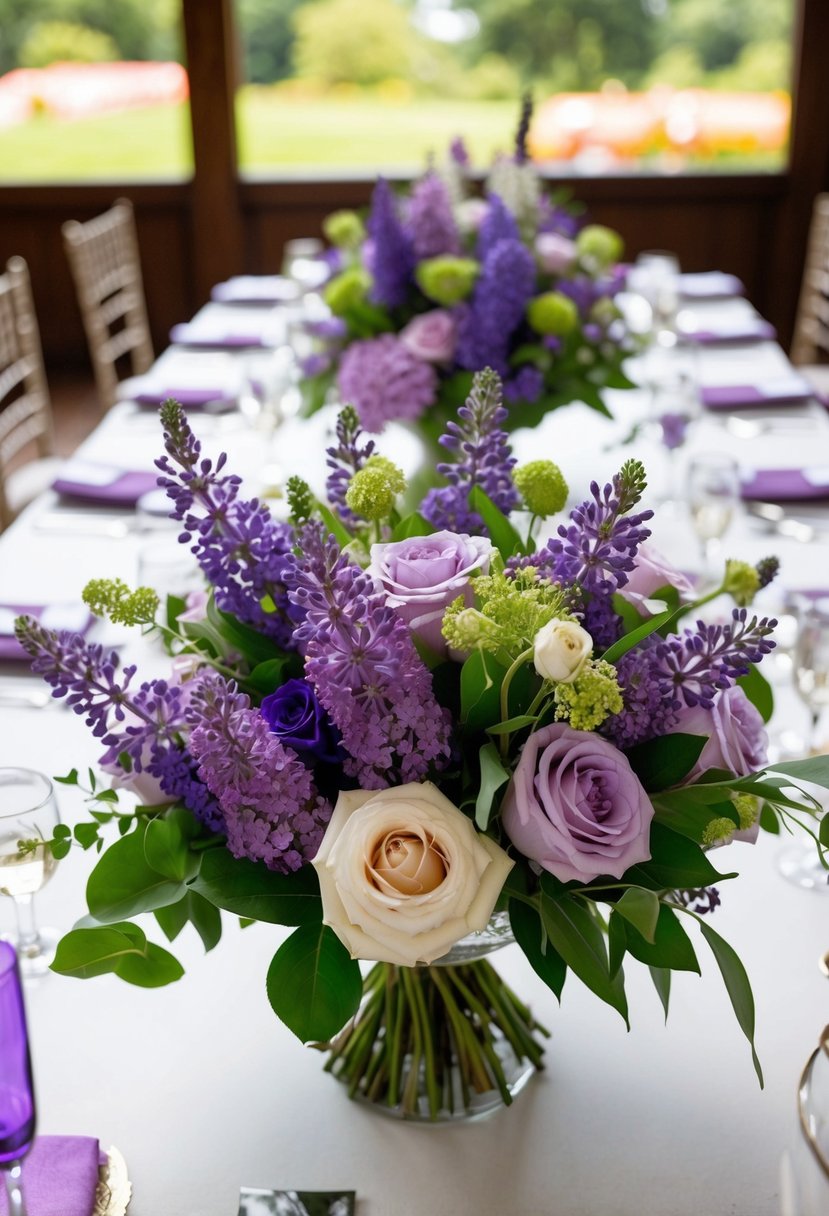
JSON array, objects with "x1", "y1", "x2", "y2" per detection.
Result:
[
  {"x1": 211, "y1": 275, "x2": 299, "y2": 305},
  {"x1": 678, "y1": 272, "x2": 744, "y2": 299},
  {"x1": 0, "y1": 1136, "x2": 104, "y2": 1216},
  {"x1": 52, "y1": 464, "x2": 158, "y2": 508},
  {"x1": 169, "y1": 322, "x2": 266, "y2": 349},
  {"x1": 701, "y1": 379, "x2": 813, "y2": 409},
  {"x1": 681, "y1": 319, "x2": 776, "y2": 345},
  {"x1": 741, "y1": 467, "x2": 829, "y2": 501},
  {"x1": 0, "y1": 604, "x2": 92, "y2": 661},
  {"x1": 133, "y1": 386, "x2": 237, "y2": 411}
]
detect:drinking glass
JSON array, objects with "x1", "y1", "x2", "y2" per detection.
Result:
[
  {"x1": 0, "y1": 770, "x2": 60, "y2": 977},
  {"x1": 0, "y1": 941, "x2": 36, "y2": 1215},
  {"x1": 281, "y1": 238, "x2": 328, "y2": 293},
  {"x1": 647, "y1": 348, "x2": 701, "y2": 506},
  {"x1": 630, "y1": 250, "x2": 680, "y2": 344},
  {"x1": 686, "y1": 453, "x2": 740, "y2": 579}
]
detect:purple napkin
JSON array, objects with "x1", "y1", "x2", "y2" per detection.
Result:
[
  {"x1": 133, "y1": 386, "x2": 237, "y2": 411},
  {"x1": 169, "y1": 323, "x2": 266, "y2": 349},
  {"x1": 52, "y1": 466, "x2": 158, "y2": 508},
  {"x1": 211, "y1": 275, "x2": 299, "y2": 305},
  {"x1": 741, "y1": 468, "x2": 829, "y2": 502},
  {"x1": 701, "y1": 381, "x2": 813, "y2": 409},
  {"x1": 0, "y1": 604, "x2": 92, "y2": 662},
  {"x1": 0, "y1": 1136, "x2": 104, "y2": 1216},
  {"x1": 682, "y1": 319, "x2": 776, "y2": 345},
  {"x1": 678, "y1": 272, "x2": 744, "y2": 300}
]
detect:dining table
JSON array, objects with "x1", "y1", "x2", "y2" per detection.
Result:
[{"x1": 1, "y1": 276, "x2": 828, "y2": 1216}]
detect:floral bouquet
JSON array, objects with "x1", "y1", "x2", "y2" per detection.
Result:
[
  {"x1": 300, "y1": 101, "x2": 635, "y2": 440},
  {"x1": 15, "y1": 371, "x2": 829, "y2": 1120}
]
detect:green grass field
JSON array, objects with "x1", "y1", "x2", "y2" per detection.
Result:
[{"x1": 0, "y1": 93, "x2": 518, "y2": 181}]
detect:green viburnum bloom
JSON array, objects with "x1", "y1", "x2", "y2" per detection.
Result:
[
  {"x1": 702, "y1": 816, "x2": 739, "y2": 847},
  {"x1": 416, "y1": 256, "x2": 479, "y2": 306},
  {"x1": 345, "y1": 455, "x2": 406, "y2": 522},
  {"x1": 526, "y1": 291, "x2": 579, "y2": 337},
  {"x1": 513, "y1": 460, "x2": 569, "y2": 517},
  {"x1": 83, "y1": 578, "x2": 159, "y2": 626},
  {"x1": 576, "y1": 224, "x2": 623, "y2": 271},
  {"x1": 553, "y1": 659, "x2": 623, "y2": 731},
  {"x1": 732, "y1": 792, "x2": 760, "y2": 831},
  {"x1": 722, "y1": 559, "x2": 761, "y2": 607},
  {"x1": 323, "y1": 209, "x2": 366, "y2": 250},
  {"x1": 324, "y1": 267, "x2": 372, "y2": 316},
  {"x1": 590, "y1": 296, "x2": 621, "y2": 328},
  {"x1": 442, "y1": 567, "x2": 569, "y2": 661}
]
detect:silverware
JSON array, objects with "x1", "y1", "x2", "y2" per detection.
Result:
[
  {"x1": 725, "y1": 415, "x2": 816, "y2": 439},
  {"x1": 33, "y1": 512, "x2": 135, "y2": 539},
  {"x1": 0, "y1": 686, "x2": 53, "y2": 709},
  {"x1": 745, "y1": 501, "x2": 819, "y2": 543}
]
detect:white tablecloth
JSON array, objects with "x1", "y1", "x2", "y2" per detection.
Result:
[{"x1": 1, "y1": 295, "x2": 829, "y2": 1215}]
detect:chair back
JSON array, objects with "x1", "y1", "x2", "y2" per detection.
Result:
[
  {"x1": 62, "y1": 198, "x2": 153, "y2": 410},
  {"x1": 792, "y1": 193, "x2": 829, "y2": 365},
  {"x1": 0, "y1": 257, "x2": 54, "y2": 531}
]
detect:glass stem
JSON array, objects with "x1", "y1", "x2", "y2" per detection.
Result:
[
  {"x1": 4, "y1": 1162, "x2": 27, "y2": 1216},
  {"x1": 11, "y1": 896, "x2": 40, "y2": 959},
  {"x1": 810, "y1": 709, "x2": 822, "y2": 757}
]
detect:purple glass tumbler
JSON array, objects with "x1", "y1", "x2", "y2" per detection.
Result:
[{"x1": 0, "y1": 942, "x2": 35, "y2": 1216}]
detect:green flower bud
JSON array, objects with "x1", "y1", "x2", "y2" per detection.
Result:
[
  {"x1": 513, "y1": 460, "x2": 568, "y2": 517},
  {"x1": 576, "y1": 224, "x2": 623, "y2": 271},
  {"x1": 324, "y1": 267, "x2": 371, "y2": 316},
  {"x1": 441, "y1": 600, "x2": 500, "y2": 653},
  {"x1": 553, "y1": 659, "x2": 623, "y2": 731},
  {"x1": 702, "y1": 816, "x2": 738, "y2": 848},
  {"x1": 732, "y1": 793, "x2": 760, "y2": 831},
  {"x1": 83, "y1": 578, "x2": 159, "y2": 626},
  {"x1": 416, "y1": 256, "x2": 479, "y2": 306},
  {"x1": 722, "y1": 559, "x2": 761, "y2": 607},
  {"x1": 345, "y1": 455, "x2": 406, "y2": 521},
  {"x1": 323, "y1": 209, "x2": 365, "y2": 250},
  {"x1": 526, "y1": 291, "x2": 579, "y2": 337}
]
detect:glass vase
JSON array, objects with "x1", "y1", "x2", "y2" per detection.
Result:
[{"x1": 322, "y1": 913, "x2": 547, "y2": 1123}]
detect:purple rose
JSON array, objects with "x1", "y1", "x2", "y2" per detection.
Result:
[
  {"x1": 674, "y1": 685, "x2": 768, "y2": 784},
  {"x1": 399, "y1": 310, "x2": 458, "y2": 364},
  {"x1": 618, "y1": 542, "x2": 695, "y2": 617},
  {"x1": 535, "y1": 232, "x2": 577, "y2": 275},
  {"x1": 502, "y1": 722, "x2": 655, "y2": 882},
  {"x1": 368, "y1": 530, "x2": 493, "y2": 657},
  {"x1": 260, "y1": 679, "x2": 342, "y2": 765}
]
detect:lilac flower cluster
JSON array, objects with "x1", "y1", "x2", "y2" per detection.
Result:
[
  {"x1": 366, "y1": 178, "x2": 414, "y2": 310},
  {"x1": 188, "y1": 676, "x2": 330, "y2": 872},
  {"x1": 325, "y1": 404, "x2": 376, "y2": 523},
  {"x1": 422, "y1": 367, "x2": 519, "y2": 534},
  {"x1": 476, "y1": 194, "x2": 520, "y2": 260},
  {"x1": 407, "y1": 174, "x2": 459, "y2": 260},
  {"x1": 156, "y1": 401, "x2": 296, "y2": 646},
  {"x1": 283, "y1": 521, "x2": 453, "y2": 789},
  {"x1": 337, "y1": 334, "x2": 437, "y2": 433},
  {"x1": 456, "y1": 234, "x2": 536, "y2": 376}
]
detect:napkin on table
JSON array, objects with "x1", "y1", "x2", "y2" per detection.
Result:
[
  {"x1": 0, "y1": 604, "x2": 91, "y2": 662},
  {"x1": 700, "y1": 373, "x2": 814, "y2": 410},
  {"x1": 678, "y1": 271, "x2": 744, "y2": 299},
  {"x1": 211, "y1": 275, "x2": 300, "y2": 305},
  {"x1": 0, "y1": 1136, "x2": 104, "y2": 1216},
  {"x1": 680, "y1": 317, "x2": 776, "y2": 345},
  {"x1": 741, "y1": 466, "x2": 829, "y2": 502},
  {"x1": 51, "y1": 461, "x2": 159, "y2": 508}
]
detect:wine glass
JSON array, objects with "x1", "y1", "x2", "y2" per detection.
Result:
[
  {"x1": 0, "y1": 941, "x2": 36, "y2": 1215},
  {"x1": 686, "y1": 453, "x2": 740, "y2": 581},
  {"x1": 0, "y1": 770, "x2": 60, "y2": 976},
  {"x1": 281, "y1": 238, "x2": 327, "y2": 293},
  {"x1": 630, "y1": 250, "x2": 680, "y2": 345},
  {"x1": 647, "y1": 348, "x2": 701, "y2": 507}
]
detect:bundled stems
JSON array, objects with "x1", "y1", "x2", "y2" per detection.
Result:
[{"x1": 324, "y1": 959, "x2": 549, "y2": 1120}]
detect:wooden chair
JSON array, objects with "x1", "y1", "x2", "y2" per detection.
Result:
[
  {"x1": 62, "y1": 198, "x2": 154, "y2": 411},
  {"x1": 0, "y1": 257, "x2": 59, "y2": 532},
  {"x1": 791, "y1": 193, "x2": 829, "y2": 395}
]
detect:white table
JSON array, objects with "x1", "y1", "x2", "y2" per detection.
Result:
[{"x1": 1, "y1": 291, "x2": 828, "y2": 1216}]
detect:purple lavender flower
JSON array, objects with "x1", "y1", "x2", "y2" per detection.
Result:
[
  {"x1": 326, "y1": 404, "x2": 376, "y2": 522},
  {"x1": 476, "y1": 193, "x2": 520, "y2": 261},
  {"x1": 558, "y1": 276, "x2": 599, "y2": 319},
  {"x1": 366, "y1": 178, "x2": 414, "y2": 310},
  {"x1": 422, "y1": 367, "x2": 519, "y2": 534},
  {"x1": 337, "y1": 334, "x2": 437, "y2": 432},
  {"x1": 504, "y1": 365, "x2": 544, "y2": 404},
  {"x1": 283, "y1": 522, "x2": 453, "y2": 789},
  {"x1": 450, "y1": 136, "x2": 470, "y2": 168},
  {"x1": 299, "y1": 353, "x2": 332, "y2": 378},
  {"x1": 188, "y1": 675, "x2": 331, "y2": 873},
  {"x1": 407, "y1": 174, "x2": 460, "y2": 259},
  {"x1": 538, "y1": 197, "x2": 580, "y2": 239},
  {"x1": 156, "y1": 401, "x2": 296, "y2": 645},
  {"x1": 456, "y1": 237, "x2": 536, "y2": 376}
]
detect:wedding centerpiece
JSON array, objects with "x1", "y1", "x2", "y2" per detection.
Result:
[
  {"x1": 299, "y1": 100, "x2": 635, "y2": 440},
  {"x1": 15, "y1": 371, "x2": 829, "y2": 1120}
]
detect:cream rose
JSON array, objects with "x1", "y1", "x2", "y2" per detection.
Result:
[
  {"x1": 312, "y1": 782, "x2": 513, "y2": 966},
  {"x1": 533, "y1": 618, "x2": 593, "y2": 683}
]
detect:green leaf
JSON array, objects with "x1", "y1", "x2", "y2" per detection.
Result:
[
  {"x1": 54, "y1": 769, "x2": 79, "y2": 786},
  {"x1": 539, "y1": 888, "x2": 629, "y2": 1024},
  {"x1": 154, "y1": 898, "x2": 190, "y2": 943},
  {"x1": 486, "y1": 714, "x2": 538, "y2": 736},
  {"x1": 189, "y1": 848, "x2": 322, "y2": 925},
  {"x1": 390, "y1": 512, "x2": 434, "y2": 541},
  {"x1": 737, "y1": 664, "x2": 774, "y2": 724},
  {"x1": 266, "y1": 924, "x2": 362, "y2": 1043},
  {"x1": 475, "y1": 742, "x2": 511, "y2": 830},
  {"x1": 53, "y1": 824, "x2": 71, "y2": 840},
  {"x1": 460, "y1": 648, "x2": 503, "y2": 730},
  {"x1": 614, "y1": 887, "x2": 660, "y2": 944},
  {"x1": 468, "y1": 486, "x2": 525, "y2": 560},
  {"x1": 156, "y1": 890, "x2": 222, "y2": 953},
  {"x1": 611, "y1": 592, "x2": 646, "y2": 636},
  {"x1": 698, "y1": 920, "x2": 763, "y2": 1087},
  {"x1": 618, "y1": 905, "x2": 700, "y2": 972},
  {"x1": 86, "y1": 824, "x2": 186, "y2": 923},
  {"x1": 50, "y1": 838, "x2": 71, "y2": 861},
  {"x1": 509, "y1": 899, "x2": 567, "y2": 1000},
  {"x1": 113, "y1": 941, "x2": 185, "y2": 988},
  {"x1": 607, "y1": 908, "x2": 627, "y2": 979},
  {"x1": 624, "y1": 823, "x2": 734, "y2": 891},
  {"x1": 766, "y1": 755, "x2": 829, "y2": 790},
  {"x1": 315, "y1": 502, "x2": 352, "y2": 549},
  {"x1": 626, "y1": 733, "x2": 707, "y2": 792},
  {"x1": 820, "y1": 816, "x2": 829, "y2": 848},
  {"x1": 649, "y1": 966, "x2": 671, "y2": 1021},
  {"x1": 206, "y1": 597, "x2": 279, "y2": 666},
  {"x1": 73, "y1": 822, "x2": 100, "y2": 850},
  {"x1": 144, "y1": 817, "x2": 197, "y2": 883},
  {"x1": 653, "y1": 792, "x2": 737, "y2": 842},
  {"x1": 759, "y1": 803, "x2": 780, "y2": 835},
  {"x1": 602, "y1": 604, "x2": 681, "y2": 665},
  {"x1": 246, "y1": 655, "x2": 301, "y2": 697},
  {"x1": 51, "y1": 925, "x2": 147, "y2": 979}
]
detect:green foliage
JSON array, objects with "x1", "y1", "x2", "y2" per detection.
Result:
[
  {"x1": 614, "y1": 904, "x2": 700, "y2": 973},
  {"x1": 51, "y1": 922, "x2": 183, "y2": 987},
  {"x1": 292, "y1": 0, "x2": 419, "y2": 87},
  {"x1": 266, "y1": 924, "x2": 362, "y2": 1042},
  {"x1": 474, "y1": 742, "x2": 511, "y2": 830},
  {"x1": 737, "y1": 664, "x2": 774, "y2": 724},
  {"x1": 538, "y1": 883, "x2": 629, "y2": 1023},
  {"x1": 509, "y1": 898, "x2": 567, "y2": 999},
  {"x1": 698, "y1": 919, "x2": 763, "y2": 1087},
  {"x1": 626, "y1": 732, "x2": 708, "y2": 792},
  {"x1": 86, "y1": 820, "x2": 194, "y2": 923},
  {"x1": 189, "y1": 847, "x2": 323, "y2": 925},
  {"x1": 19, "y1": 20, "x2": 117, "y2": 67},
  {"x1": 83, "y1": 577, "x2": 158, "y2": 626},
  {"x1": 623, "y1": 823, "x2": 734, "y2": 891}
]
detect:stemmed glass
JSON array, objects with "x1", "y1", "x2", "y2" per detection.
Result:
[
  {"x1": 0, "y1": 770, "x2": 60, "y2": 976},
  {"x1": 648, "y1": 347, "x2": 701, "y2": 507},
  {"x1": 0, "y1": 941, "x2": 36, "y2": 1215},
  {"x1": 686, "y1": 453, "x2": 740, "y2": 581}
]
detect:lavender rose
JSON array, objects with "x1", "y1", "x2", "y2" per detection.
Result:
[
  {"x1": 674, "y1": 685, "x2": 768, "y2": 783},
  {"x1": 619, "y1": 542, "x2": 695, "y2": 617},
  {"x1": 502, "y1": 722, "x2": 654, "y2": 882},
  {"x1": 399, "y1": 310, "x2": 458, "y2": 364},
  {"x1": 260, "y1": 678, "x2": 342, "y2": 765},
  {"x1": 368, "y1": 530, "x2": 493, "y2": 657},
  {"x1": 535, "y1": 232, "x2": 577, "y2": 275}
]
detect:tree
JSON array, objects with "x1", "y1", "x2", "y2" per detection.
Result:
[
  {"x1": 237, "y1": 0, "x2": 304, "y2": 84},
  {"x1": 292, "y1": 0, "x2": 420, "y2": 86}
]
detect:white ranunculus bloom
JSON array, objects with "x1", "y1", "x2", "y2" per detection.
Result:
[
  {"x1": 533, "y1": 618, "x2": 593, "y2": 683},
  {"x1": 312, "y1": 782, "x2": 513, "y2": 967}
]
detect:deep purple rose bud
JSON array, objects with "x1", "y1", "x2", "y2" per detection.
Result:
[{"x1": 260, "y1": 678, "x2": 342, "y2": 765}]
